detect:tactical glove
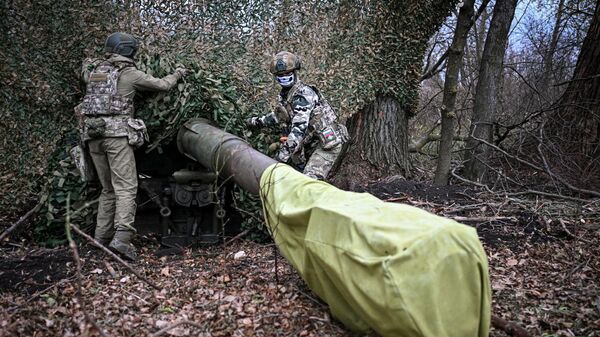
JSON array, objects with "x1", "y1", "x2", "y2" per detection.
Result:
[
  {"x1": 246, "y1": 117, "x2": 262, "y2": 128},
  {"x1": 276, "y1": 146, "x2": 291, "y2": 163},
  {"x1": 175, "y1": 67, "x2": 189, "y2": 78}
]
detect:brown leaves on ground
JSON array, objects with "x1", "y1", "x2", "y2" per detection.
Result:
[
  {"x1": 1, "y1": 181, "x2": 600, "y2": 336},
  {"x1": 0, "y1": 242, "x2": 353, "y2": 337}
]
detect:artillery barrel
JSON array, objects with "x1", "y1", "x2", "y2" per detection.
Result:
[{"x1": 177, "y1": 118, "x2": 275, "y2": 195}]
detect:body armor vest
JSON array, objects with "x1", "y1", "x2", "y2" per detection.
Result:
[
  {"x1": 277, "y1": 82, "x2": 347, "y2": 155},
  {"x1": 275, "y1": 82, "x2": 302, "y2": 123},
  {"x1": 277, "y1": 82, "x2": 337, "y2": 130},
  {"x1": 81, "y1": 61, "x2": 135, "y2": 140}
]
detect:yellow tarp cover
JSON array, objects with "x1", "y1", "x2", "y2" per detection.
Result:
[{"x1": 259, "y1": 164, "x2": 491, "y2": 337}]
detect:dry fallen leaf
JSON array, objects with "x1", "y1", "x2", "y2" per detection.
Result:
[{"x1": 155, "y1": 320, "x2": 169, "y2": 328}]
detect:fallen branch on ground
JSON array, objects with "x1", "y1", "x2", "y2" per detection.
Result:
[
  {"x1": 5, "y1": 276, "x2": 75, "y2": 312},
  {"x1": 65, "y1": 195, "x2": 112, "y2": 337},
  {"x1": 0, "y1": 199, "x2": 44, "y2": 243},
  {"x1": 451, "y1": 167, "x2": 494, "y2": 193},
  {"x1": 451, "y1": 167, "x2": 594, "y2": 203},
  {"x1": 506, "y1": 190, "x2": 594, "y2": 203},
  {"x1": 69, "y1": 224, "x2": 162, "y2": 291},
  {"x1": 559, "y1": 219, "x2": 593, "y2": 244},
  {"x1": 224, "y1": 229, "x2": 249, "y2": 246},
  {"x1": 491, "y1": 315, "x2": 531, "y2": 337},
  {"x1": 451, "y1": 216, "x2": 517, "y2": 223}
]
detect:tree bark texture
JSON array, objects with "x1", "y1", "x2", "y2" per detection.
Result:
[
  {"x1": 330, "y1": 95, "x2": 409, "y2": 190},
  {"x1": 434, "y1": 0, "x2": 477, "y2": 185},
  {"x1": 546, "y1": 1, "x2": 600, "y2": 188},
  {"x1": 464, "y1": 0, "x2": 518, "y2": 182},
  {"x1": 540, "y1": 0, "x2": 565, "y2": 97}
]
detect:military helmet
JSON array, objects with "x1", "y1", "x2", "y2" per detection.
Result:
[
  {"x1": 270, "y1": 51, "x2": 301, "y2": 75},
  {"x1": 104, "y1": 32, "x2": 139, "y2": 58}
]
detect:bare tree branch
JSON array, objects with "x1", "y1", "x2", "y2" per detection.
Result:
[
  {"x1": 420, "y1": 0, "x2": 492, "y2": 82},
  {"x1": 451, "y1": 166, "x2": 494, "y2": 193},
  {"x1": 0, "y1": 199, "x2": 44, "y2": 243},
  {"x1": 505, "y1": 190, "x2": 594, "y2": 203},
  {"x1": 536, "y1": 125, "x2": 600, "y2": 198},
  {"x1": 451, "y1": 166, "x2": 593, "y2": 203},
  {"x1": 69, "y1": 224, "x2": 162, "y2": 291},
  {"x1": 469, "y1": 134, "x2": 546, "y2": 172}
]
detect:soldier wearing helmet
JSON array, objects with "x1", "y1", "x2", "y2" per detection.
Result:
[
  {"x1": 247, "y1": 51, "x2": 348, "y2": 180},
  {"x1": 78, "y1": 32, "x2": 187, "y2": 260}
]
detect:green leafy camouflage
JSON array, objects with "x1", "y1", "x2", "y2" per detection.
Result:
[{"x1": 1, "y1": 0, "x2": 456, "y2": 241}]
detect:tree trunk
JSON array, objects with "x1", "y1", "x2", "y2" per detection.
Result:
[
  {"x1": 330, "y1": 95, "x2": 409, "y2": 190},
  {"x1": 545, "y1": 1, "x2": 600, "y2": 188},
  {"x1": 464, "y1": 0, "x2": 518, "y2": 182},
  {"x1": 475, "y1": 4, "x2": 489, "y2": 66},
  {"x1": 462, "y1": 2, "x2": 489, "y2": 93},
  {"x1": 540, "y1": 0, "x2": 566, "y2": 98},
  {"x1": 434, "y1": 0, "x2": 477, "y2": 185}
]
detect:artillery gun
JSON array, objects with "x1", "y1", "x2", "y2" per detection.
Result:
[
  {"x1": 131, "y1": 118, "x2": 261, "y2": 247},
  {"x1": 135, "y1": 119, "x2": 491, "y2": 337}
]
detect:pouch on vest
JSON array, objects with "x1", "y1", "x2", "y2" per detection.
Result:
[
  {"x1": 85, "y1": 118, "x2": 107, "y2": 139},
  {"x1": 127, "y1": 118, "x2": 149, "y2": 148},
  {"x1": 274, "y1": 105, "x2": 291, "y2": 124},
  {"x1": 318, "y1": 123, "x2": 347, "y2": 150},
  {"x1": 69, "y1": 144, "x2": 97, "y2": 183}
]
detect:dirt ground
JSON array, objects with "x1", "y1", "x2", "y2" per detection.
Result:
[{"x1": 1, "y1": 178, "x2": 599, "y2": 336}]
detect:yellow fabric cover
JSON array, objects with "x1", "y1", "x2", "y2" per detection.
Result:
[{"x1": 259, "y1": 164, "x2": 491, "y2": 337}]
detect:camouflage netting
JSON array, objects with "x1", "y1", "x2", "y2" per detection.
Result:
[{"x1": 0, "y1": 0, "x2": 456, "y2": 242}]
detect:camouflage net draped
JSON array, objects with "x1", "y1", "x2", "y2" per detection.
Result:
[{"x1": 1, "y1": 0, "x2": 455, "y2": 242}]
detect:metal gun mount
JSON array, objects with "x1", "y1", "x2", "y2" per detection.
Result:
[
  {"x1": 133, "y1": 118, "x2": 275, "y2": 248},
  {"x1": 133, "y1": 132, "x2": 239, "y2": 247}
]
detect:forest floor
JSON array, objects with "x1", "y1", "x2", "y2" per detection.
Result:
[{"x1": 1, "y1": 177, "x2": 599, "y2": 337}]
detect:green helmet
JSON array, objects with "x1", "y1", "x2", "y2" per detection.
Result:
[
  {"x1": 104, "y1": 32, "x2": 139, "y2": 58},
  {"x1": 270, "y1": 51, "x2": 301, "y2": 75}
]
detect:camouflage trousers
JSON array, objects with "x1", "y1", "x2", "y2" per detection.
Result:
[
  {"x1": 88, "y1": 137, "x2": 138, "y2": 242},
  {"x1": 302, "y1": 144, "x2": 342, "y2": 180}
]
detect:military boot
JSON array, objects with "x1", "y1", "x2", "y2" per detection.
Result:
[
  {"x1": 109, "y1": 230, "x2": 137, "y2": 261},
  {"x1": 94, "y1": 237, "x2": 111, "y2": 247}
]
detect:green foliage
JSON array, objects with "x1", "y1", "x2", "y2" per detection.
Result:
[
  {"x1": 34, "y1": 131, "x2": 99, "y2": 244},
  {"x1": 35, "y1": 54, "x2": 265, "y2": 243},
  {"x1": 0, "y1": 0, "x2": 114, "y2": 219},
  {"x1": 132, "y1": 54, "x2": 255, "y2": 152},
  {"x1": 2, "y1": 0, "x2": 456, "y2": 242}
]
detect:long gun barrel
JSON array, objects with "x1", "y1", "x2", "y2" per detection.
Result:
[
  {"x1": 177, "y1": 118, "x2": 275, "y2": 195},
  {"x1": 177, "y1": 118, "x2": 491, "y2": 337}
]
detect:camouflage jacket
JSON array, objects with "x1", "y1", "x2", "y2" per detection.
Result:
[
  {"x1": 79, "y1": 54, "x2": 181, "y2": 140},
  {"x1": 254, "y1": 81, "x2": 346, "y2": 163}
]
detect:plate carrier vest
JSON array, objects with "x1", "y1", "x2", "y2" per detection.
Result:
[{"x1": 80, "y1": 61, "x2": 134, "y2": 140}]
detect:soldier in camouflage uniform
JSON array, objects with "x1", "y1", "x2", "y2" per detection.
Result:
[
  {"x1": 80, "y1": 32, "x2": 186, "y2": 260},
  {"x1": 247, "y1": 51, "x2": 347, "y2": 180}
]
